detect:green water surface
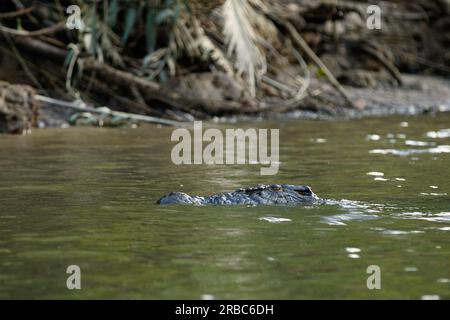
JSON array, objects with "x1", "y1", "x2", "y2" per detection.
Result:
[{"x1": 0, "y1": 113, "x2": 449, "y2": 299}]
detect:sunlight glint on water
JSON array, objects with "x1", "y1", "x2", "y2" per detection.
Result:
[{"x1": 0, "y1": 113, "x2": 449, "y2": 299}]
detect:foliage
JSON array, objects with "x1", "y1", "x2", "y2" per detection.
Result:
[{"x1": 68, "y1": 0, "x2": 308, "y2": 100}]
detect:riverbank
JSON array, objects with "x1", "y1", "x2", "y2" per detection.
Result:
[
  {"x1": 274, "y1": 74, "x2": 450, "y2": 120},
  {"x1": 35, "y1": 73, "x2": 450, "y2": 126},
  {"x1": 2, "y1": 72, "x2": 450, "y2": 134},
  {"x1": 1, "y1": 0, "x2": 450, "y2": 133}
]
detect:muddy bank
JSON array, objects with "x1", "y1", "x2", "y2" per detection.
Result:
[
  {"x1": 0, "y1": 0, "x2": 450, "y2": 132},
  {"x1": 36, "y1": 73, "x2": 450, "y2": 127},
  {"x1": 276, "y1": 74, "x2": 450, "y2": 120},
  {"x1": 3, "y1": 71, "x2": 450, "y2": 133}
]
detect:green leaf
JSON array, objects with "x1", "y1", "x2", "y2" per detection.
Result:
[
  {"x1": 108, "y1": 0, "x2": 120, "y2": 27},
  {"x1": 145, "y1": 9, "x2": 157, "y2": 53},
  {"x1": 64, "y1": 48, "x2": 75, "y2": 68},
  {"x1": 164, "y1": 0, "x2": 176, "y2": 7},
  {"x1": 159, "y1": 70, "x2": 168, "y2": 83},
  {"x1": 17, "y1": 18, "x2": 23, "y2": 30},
  {"x1": 89, "y1": 4, "x2": 98, "y2": 54},
  {"x1": 316, "y1": 68, "x2": 327, "y2": 79},
  {"x1": 156, "y1": 8, "x2": 174, "y2": 25},
  {"x1": 122, "y1": 7, "x2": 138, "y2": 44}
]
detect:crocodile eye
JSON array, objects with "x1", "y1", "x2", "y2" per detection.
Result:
[
  {"x1": 295, "y1": 189, "x2": 312, "y2": 196},
  {"x1": 271, "y1": 186, "x2": 281, "y2": 192}
]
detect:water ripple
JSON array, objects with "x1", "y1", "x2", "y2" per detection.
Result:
[
  {"x1": 397, "y1": 212, "x2": 450, "y2": 223},
  {"x1": 259, "y1": 217, "x2": 292, "y2": 223},
  {"x1": 426, "y1": 129, "x2": 450, "y2": 139},
  {"x1": 322, "y1": 213, "x2": 379, "y2": 226},
  {"x1": 369, "y1": 145, "x2": 450, "y2": 156}
]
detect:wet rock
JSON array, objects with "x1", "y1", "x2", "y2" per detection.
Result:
[{"x1": 0, "y1": 81, "x2": 38, "y2": 134}]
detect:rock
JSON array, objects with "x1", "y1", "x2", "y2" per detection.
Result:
[
  {"x1": 0, "y1": 81, "x2": 38, "y2": 134},
  {"x1": 353, "y1": 98, "x2": 367, "y2": 110}
]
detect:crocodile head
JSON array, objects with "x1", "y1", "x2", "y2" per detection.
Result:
[
  {"x1": 233, "y1": 184, "x2": 318, "y2": 204},
  {"x1": 157, "y1": 192, "x2": 205, "y2": 205},
  {"x1": 157, "y1": 184, "x2": 319, "y2": 205}
]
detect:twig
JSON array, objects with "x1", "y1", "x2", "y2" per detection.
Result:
[
  {"x1": 261, "y1": 75, "x2": 297, "y2": 96},
  {"x1": 34, "y1": 95, "x2": 183, "y2": 127},
  {"x1": 82, "y1": 58, "x2": 259, "y2": 114},
  {"x1": 0, "y1": 33, "x2": 68, "y2": 59},
  {"x1": 284, "y1": 22, "x2": 355, "y2": 108},
  {"x1": 2, "y1": 33, "x2": 46, "y2": 94},
  {"x1": 0, "y1": 21, "x2": 65, "y2": 37},
  {"x1": 0, "y1": 6, "x2": 34, "y2": 18},
  {"x1": 400, "y1": 51, "x2": 450, "y2": 75},
  {"x1": 360, "y1": 44, "x2": 403, "y2": 86}
]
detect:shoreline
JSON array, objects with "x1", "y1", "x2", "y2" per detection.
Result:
[
  {"x1": 1, "y1": 0, "x2": 450, "y2": 133},
  {"x1": 33, "y1": 74, "x2": 450, "y2": 129}
]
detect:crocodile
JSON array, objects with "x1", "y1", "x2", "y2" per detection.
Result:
[{"x1": 157, "y1": 184, "x2": 320, "y2": 205}]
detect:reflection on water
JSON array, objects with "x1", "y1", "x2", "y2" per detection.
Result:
[
  {"x1": 427, "y1": 129, "x2": 450, "y2": 139},
  {"x1": 370, "y1": 145, "x2": 450, "y2": 156},
  {"x1": 0, "y1": 113, "x2": 449, "y2": 299},
  {"x1": 404, "y1": 140, "x2": 435, "y2": 146},
  {"x1": 398, "y1": 212, "x2": 450, "y2": 223},
  {"x1": 259, "y1": 217, "x2": 292, "y2": 223},
  {"x1": 367, "y1": 127, "x2": 450, "y2": 156},
  {"x1": 322, "y1": 213, "x2": 379, "y2": 226}
]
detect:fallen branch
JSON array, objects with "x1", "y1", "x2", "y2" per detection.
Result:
[
  {"x1": 0, "y1": 21, "x2": 65, "y2": 37},
  {"x1": 0, "y1": 6, "x2": 35, "y2": 18},
  {"x1": 1, "y1": 34, "x2": 259, "y2": 116},
  {"x1": 82, "y1": 58, "x2": 259, "y2": 115},
  {"x1": 34, "y1": 95, "x2": 183, "y2": 127},
  {"x1": 0, "y1": 31, "x2": 68, "y2": 60},
  {"x1": 400, "y1": 51, "x2": 450, "y2": 75},
  {"x1": 360, "y1": 44, "x2": 403, "y2": 86}
]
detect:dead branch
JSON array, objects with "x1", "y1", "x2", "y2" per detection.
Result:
[
  {"x1": 0, "y1": 21, "x2": 65, "y2": 37},
  {"x1": 360, "y1": 44, "x2": 403, "y2": 86},
  {"x1": 0, "y1": 6, "x2": 35, "y2": 19},
  {"x1": 284, "y1": 22, "x2": 354, "y2": 108},
  {"x1": 82, "y1": 58, "x2": 260, "y2": 115},
  {"x1": 34, "y1": 95, "x2": 183, "y2": 127}
]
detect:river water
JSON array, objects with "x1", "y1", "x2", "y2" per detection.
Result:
[{"x1": 0, "y1": 113, "x2": 449, "y2": 299}]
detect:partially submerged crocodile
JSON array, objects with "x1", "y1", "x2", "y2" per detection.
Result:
[{"x1": 157, "y1": 184, "x2": 320, "y2": 205}]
